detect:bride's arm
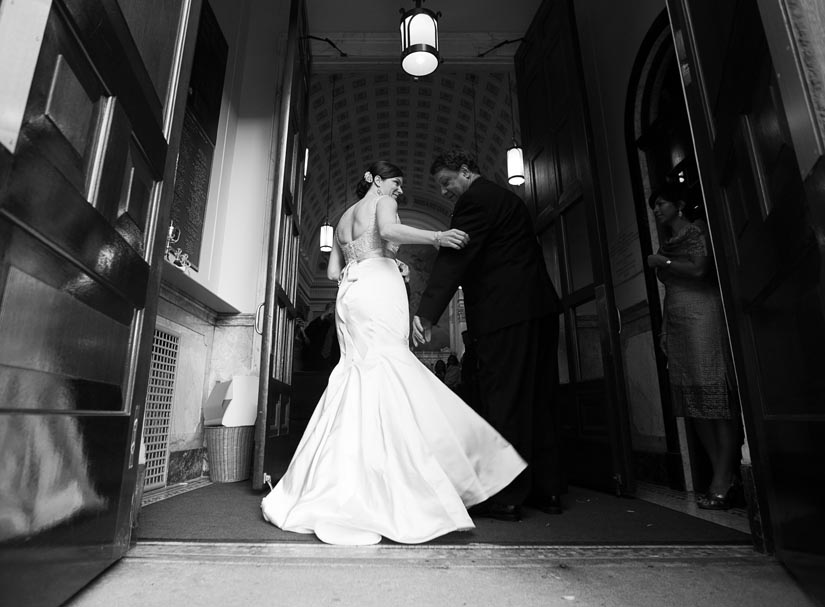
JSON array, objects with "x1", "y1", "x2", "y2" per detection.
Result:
[
  {"x1": 376, "y1": 196, "x2": 467, "y2": 248},
  {"x1": 326, "y1": 239, "x2": 344, "y2": 281}
]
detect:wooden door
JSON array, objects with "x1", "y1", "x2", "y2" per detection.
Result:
[
  {"x1": 253, "y1": 0, "x2": 310, "y2": 490},
  {"x1": 516, "y1": 0, "x2": 633, "y2": 495},
  {"x1": 0, "y1": 1, "x2": 198, "y2": 604},
  {"x1": 668, "y1": 0, "x2": 825, "y2": 591}
]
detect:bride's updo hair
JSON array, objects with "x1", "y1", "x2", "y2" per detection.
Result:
[{"x1": 355, "y1": 161, "x2": 403, "y2": 198}]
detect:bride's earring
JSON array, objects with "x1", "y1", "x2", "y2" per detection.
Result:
[{"x1": 376, "y1": 181, "x2": 383, "y2": 195}]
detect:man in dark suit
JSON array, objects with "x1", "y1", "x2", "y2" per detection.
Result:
[{"x1": 412, "y1": 149, "x2": 563, "y2": 521}]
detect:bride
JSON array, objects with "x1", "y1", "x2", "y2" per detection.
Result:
[{"x1": 261, "y1": 161, "x2": 527, "y2": 545}]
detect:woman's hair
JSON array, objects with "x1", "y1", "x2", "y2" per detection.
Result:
[
  {"x1": 430, "y1": 149, "x2": 481, "y2": 175},
  {"x1": 355, "y1": 160, "x2": 404, "y2": 198},
  {"x1": 648, "y1": 182, "x2": 687, "y2": 210},
  {"x1": 649, "y1": 182, "x2": 704, "y2": 222}
]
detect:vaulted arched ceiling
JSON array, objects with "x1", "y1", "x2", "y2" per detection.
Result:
[{"x1": 300, "y1": 68, "x2": 521, "y2": 288}]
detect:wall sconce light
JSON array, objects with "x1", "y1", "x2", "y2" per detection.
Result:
[
  {"x1": 506, "y1": 72, "x2": 524, "y2": 186},
  {"x1": 399, "y1": 1, "x2": 441, "y2": 77},
  {"x1": 320, "y1": 75, "x2": 337, "y2": 253}
]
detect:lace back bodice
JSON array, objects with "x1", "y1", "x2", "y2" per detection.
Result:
[{"x1": 337, "y1": 198, "x2": 399, "y2": 264}]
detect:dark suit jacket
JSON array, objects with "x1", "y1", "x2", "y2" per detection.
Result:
[{"x1": 417, "y1": 177, "x2": 559, "y2": 336}]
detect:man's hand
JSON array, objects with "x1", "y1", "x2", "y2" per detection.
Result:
[{"x1": 412, "y1": 315, "x2": 432, "y2": 347}]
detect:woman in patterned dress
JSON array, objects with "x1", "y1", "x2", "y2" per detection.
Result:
[{"x1": 647, "y1": 184, "x2": 740, "y2": 510}]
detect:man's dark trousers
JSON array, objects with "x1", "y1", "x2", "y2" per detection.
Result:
[{"x1": 475, "y1": 312, "x2": 562, "y2": 505}]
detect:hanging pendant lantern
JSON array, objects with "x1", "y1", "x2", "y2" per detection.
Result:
[
  {"x1": 320, "y1": 76, "x2": 338, "y2": 252},
  {"x1": 507, "y1": 142, "x2": 525, "y2": 186},
  {"x1": 505, "y1": 73, "x2": 525, "y2": 186},
  {"x1": 399, "y1": 1, "x2": 441, "y2": 77},
  {"x1": 319, "y1": 221, "x2": 333, "y2": 252}
]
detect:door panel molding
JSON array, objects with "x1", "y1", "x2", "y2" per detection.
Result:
[
  {"x1": 3, "y1": 145, "x2": 149, "y2": 307},
  {"x1": 59, "y1": 0, "x2": 167, "y2": 173},
  {"x1": 517, "y1": 0, "x2": 633, "y2": 496}
]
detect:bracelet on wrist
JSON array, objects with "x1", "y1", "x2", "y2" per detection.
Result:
[{"x1": 434, "y1": 231, "x2": 441, "y2": 246}]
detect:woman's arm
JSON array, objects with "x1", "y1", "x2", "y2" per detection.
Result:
[
  {"x1": 376, "y1": 196, "x2": 467, "y2": 248},
  {"x1": 647, "y1": 253, "x2": 709, "y2": 278},
  {"x1": 647, "y1": 226, "x2": 711, "y2": 278},
  {"x1": 326, "y1": 238, "x2": 344, "y2": 281}
]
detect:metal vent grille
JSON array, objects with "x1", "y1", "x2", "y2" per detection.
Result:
[{"x1": 143, "y1": 328, "x2": 180, "y2": 490}]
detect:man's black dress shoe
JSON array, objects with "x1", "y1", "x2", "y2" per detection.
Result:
[
  {"x1": 468, "y1": 502, "x2": 522, "y2": 522},
  {"x1": 526, "y1": 494, "x2": 563, "y2": 515}
]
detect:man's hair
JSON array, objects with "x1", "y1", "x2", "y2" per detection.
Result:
[{"x1": 430, "y1": 149, "x2": 481, "y2": 176}]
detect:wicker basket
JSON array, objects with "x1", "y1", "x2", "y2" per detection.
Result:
[{"x1": 204, "y1": 425, "x2": 254, "y2": 482}]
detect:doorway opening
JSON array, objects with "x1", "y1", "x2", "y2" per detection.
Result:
[{"x1": 624, "y1": 10, "x2": 747, "y2": 529}]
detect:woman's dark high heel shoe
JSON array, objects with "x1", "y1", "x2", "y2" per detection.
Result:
[{"x1": 697, "y1": 485, "x2": 734, "y2": 510}]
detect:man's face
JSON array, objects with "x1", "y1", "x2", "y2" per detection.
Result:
[{"x1": 433, "y1": 166, "x2": 471, "y2": 201}]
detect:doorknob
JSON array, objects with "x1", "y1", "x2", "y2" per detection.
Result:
[{"x1": 255, "y1": 303, "x2": 265, "y2": 335}]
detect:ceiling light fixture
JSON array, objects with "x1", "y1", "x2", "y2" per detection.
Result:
[
  {"x1": 399, "y1": 1, "x2": 441, "y2": 78},
  {"x1": 319, "y1": 75, "x2": 337, "y2": 253},
  {"x1": 506, "y1": 72, "x2": 525, "y2": 186}
]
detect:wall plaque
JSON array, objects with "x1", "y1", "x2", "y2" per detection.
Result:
[
  {"x1": 170, "y1": 109, "x2": 212, "y2": 270},
  {"x1": 167, "y1": 0, "x2": 227, "y2": 271}
]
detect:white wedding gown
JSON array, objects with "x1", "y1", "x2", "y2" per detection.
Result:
[{"x1": 261, "y1": 199, "x2": 527, "y2": 545}]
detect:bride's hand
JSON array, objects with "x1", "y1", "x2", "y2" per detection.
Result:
[{"x1": 437, "y1": 229, "x2": 469, "y2": 250}]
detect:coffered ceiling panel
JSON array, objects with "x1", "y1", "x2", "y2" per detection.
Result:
[{"x1": 301, "y1": 68, "x2": 521, "y2": 279}]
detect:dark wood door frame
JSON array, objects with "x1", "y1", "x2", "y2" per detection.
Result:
[
  {"x1": 623, "y1": 9, "x2": 689, "y2": 491},
  {"x1": 667, "y1": 2, "x2": 825, "y2": 594},
  {"x1": 0, "y1": 1, "x2": 201, "y2": 604},
  {"x1": 253, "y1": 0, "x2": 310, "y2": 490}
]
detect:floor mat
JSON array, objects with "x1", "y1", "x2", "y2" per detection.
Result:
[{"x1": 136, "y1": 481, "x2": 751, "y2": 545}]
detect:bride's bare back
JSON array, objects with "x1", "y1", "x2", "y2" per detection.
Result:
[{"x1": 336, "y1": 197, "x2": 382, "y2": 244}]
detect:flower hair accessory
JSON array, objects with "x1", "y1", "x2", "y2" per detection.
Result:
[{"x1": 364, "y1": 171, "x2": 373, "y2": 183}]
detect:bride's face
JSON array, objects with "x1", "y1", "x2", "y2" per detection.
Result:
[{"x1": 379, "y1": 176, "x2": 403, "y2": 199}]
